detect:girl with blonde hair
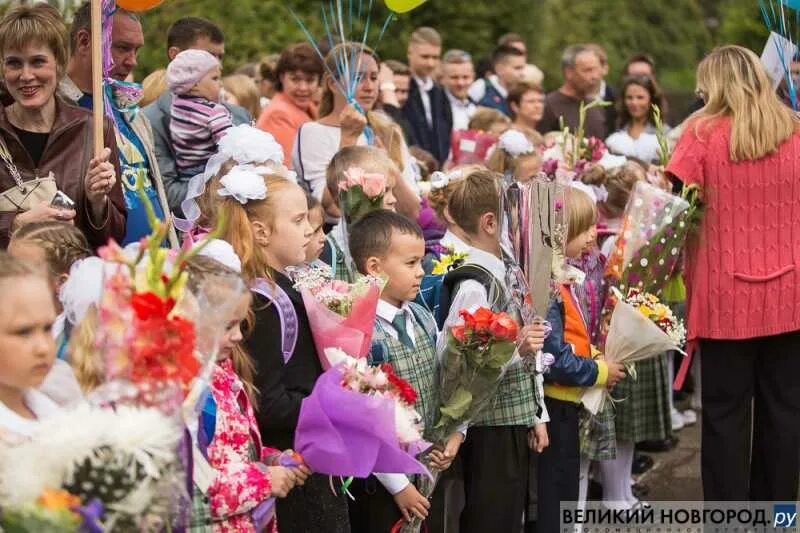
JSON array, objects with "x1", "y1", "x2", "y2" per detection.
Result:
[{"x1": 667, "y1": 44, "x2": 800, "y2": 502}]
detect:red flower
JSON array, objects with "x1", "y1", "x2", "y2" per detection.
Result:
[
  {"x1": 129, "y1": 314, "x2": 198, "y2": 388},
  {"x1": 472, "y1": 307, "x2": 494, "y2": 332},
  {"x1": 451, "y1": 325, "x2": 466, "y2": 342},
  {"x1": 131, "y1": 292, "x2": 175, "y2": 320},
  {"x1": 489, "y1": 313, "x2": 519, "y2": 342},
  {"x1": 385, "y1": 370, "x2": 418, "y2": 406},
  {"x1": 459, "y1": 309, "x2": 476, "y2": 330}
]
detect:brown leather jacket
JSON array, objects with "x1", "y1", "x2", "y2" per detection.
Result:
[{"x1": 0, "y1": 99, "x2": 126, "y2": 249}]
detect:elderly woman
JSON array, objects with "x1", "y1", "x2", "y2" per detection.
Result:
[
  {"x1": 256, "y1": 43, "x2": 323, "y2": 167},
  {"x1": 0, "y1": 4, "x2": 124, "y2": 249},
  {"x1": 667, "y1": 45, "x2": 800, "y2": 502}
]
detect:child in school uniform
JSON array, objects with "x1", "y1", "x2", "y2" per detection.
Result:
[
  {"x1": 211, "y1": 161, "x2": 351, "y2": 532},
  {"x1": 536, "y1": 187, "x2": 627, "y2": 531},
  {"x1": 438, "y1": 168, "x2": 548, "y2": 533},
  {"x1": 319, "y1": 146, "x2": 399, "y2": 282},
  {"x1": 346, "y1": 209, "x2": 464, "y2": 533},
  {"x1": 0, "y1": 252, "x2": 61, "y2": 446}
]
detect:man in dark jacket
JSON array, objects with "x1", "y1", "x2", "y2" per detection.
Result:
[
  {"x1": 401, "y1": 27, "x2": 452, "y2": 165},
  {"x1": 142, "y1": 17, "x2": 251, "y2": 216}
]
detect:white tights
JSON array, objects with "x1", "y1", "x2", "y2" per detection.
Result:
[{"x1": 597, "y1": 441, "x2": 637, "y2": 510}]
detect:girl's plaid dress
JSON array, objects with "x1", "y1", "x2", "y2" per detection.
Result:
[{"x1": 189, "y1": 359, "x2": 280, "y2": 532}]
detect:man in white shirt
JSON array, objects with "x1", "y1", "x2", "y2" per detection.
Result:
[
  {"x1": 402, "y1": 27, "x2": 453, "y2": 164},
  {"x1": 441, "y1": 49, "x2": 477, "y2": 131}
]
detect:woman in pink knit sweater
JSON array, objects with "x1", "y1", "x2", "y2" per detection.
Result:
[{"x1": 667, "y1": 45, "x2": 800, "y2": 503}]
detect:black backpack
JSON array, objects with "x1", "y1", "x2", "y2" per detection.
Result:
[{"x1": 436, "y1": 264, "x2": 505, "y2": 330}]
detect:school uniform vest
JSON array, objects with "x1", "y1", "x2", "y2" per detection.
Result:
[
  {"x1": 369, "y1": 302, "x2": 439, "y2": 433},
  {"x1": 544, "y1": 285, "x2": 593, "y2": 403},
  {"x1": 477, "y1": 81, "x2": 511, "y2": 117},
  {"x1": 452, "y1": 273, "x2": 541, "y2": 428},
  {"x1": 323, "y1": 235, "x2": 355, "y2": 283}
]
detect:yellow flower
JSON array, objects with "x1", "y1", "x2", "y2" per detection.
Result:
[{"x1": 37, "y1": 489, "x2": 80, "y2": 511}]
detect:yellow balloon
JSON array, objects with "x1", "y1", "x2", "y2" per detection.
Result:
[
  {"x1": 384, "y1": 0, "x2": 427, "y2": 13},
  {"x1": 115, "y1": 0, "x2": 163, "y2": 12}
]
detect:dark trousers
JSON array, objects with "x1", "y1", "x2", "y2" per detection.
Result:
[
  {"x1": 276, "y1": 473, "x2": 350, "y2": 533},
  {"x1": 348, "y1": 475, "x2": 448, "y2": 533},
  {"x1": 701, "y1": 333, "x2": 800, "y2": 502},
  {"x1": 536, "y1": 397, "x2": 579, "y2": 533},
  {"x1": 459, "y1": 425, "x2": 529, "y2": 533}
]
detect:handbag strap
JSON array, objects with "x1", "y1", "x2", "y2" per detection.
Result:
[{"x1": 0, "y1": 133, "x2": 25, "y2": 190}]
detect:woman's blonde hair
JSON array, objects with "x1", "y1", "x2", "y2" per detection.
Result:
[
  {"x1": 224, "y1": 74, "x2": 262, "y2": 119},
  {"x1": 319, "y1": 42, "x2": 406, "y2": 172},
  {"x1": 0, "y1": 3, "x2": 68, "y2": 78},
  {"x1": 68, "y1": 305, "x2": 101, "y2": 393},
  {"x1": 184, "y1": 255, "x2": 258, "y2": 404},
  {"x1": 141, "y1": 68, "x2": 167, "y2": 108},
  {"x1": 695, "y1": 45, "x2": 799, "y2": 161},
  {"x1": 566, "y1": 187, "x2": 598, "y2": 242}
]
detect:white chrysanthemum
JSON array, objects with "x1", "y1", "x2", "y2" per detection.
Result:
[
  {"x1": 59, "y1": 257, "x2": 107, "y2": 325},
  {"x1": 195, "y1": 239, "x2": 242, "y2": 273},
  {"x1": 218, "y1": 166, "x2": 268, "y2": 204},
  {"x1": 324, "y1": 347, "x2": 353, "y2": 368},
  {"x1": 0, "y1": 405, "x2": 180, "y2": 507},
  {"x1": 498, "y1": 129, "x2": 534, "y2": 157},
  {"x1": 394, "y1": 400, "x2": 423, "y2": 444}
]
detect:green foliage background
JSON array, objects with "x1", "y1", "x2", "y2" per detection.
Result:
[{"x1": 0, "y1": 0, "x2": 779, "y2": 113}]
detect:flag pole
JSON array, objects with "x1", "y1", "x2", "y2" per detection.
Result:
[{"x1": 91, "y1": 0, "x2": 104, "y2": 157}]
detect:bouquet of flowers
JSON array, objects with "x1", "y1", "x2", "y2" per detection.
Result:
[
  {"x1": 293, "y1": 348, "x2": 429, "y2": 477},
  {"x1": 396, "y1": 307, "x2": 519, "y2": 533},
  {"x1": 0, "y1": 405, "x2": 183, "y2": 531},
  {"x1": 290, "y1": 264, "x2": 383, "y2": 370},
  {"x1": 581, "y1": 287, "x2": 685, "y2": 414},
  {"x1": 338, "y1": 166, "x2": 387, "y2": 224},
  {"x1": 430, "y1": 248, "x2": 469, "y2": 275},
  {"x1": 0, "y1": 490, "x2": 102, "y2": 533}
]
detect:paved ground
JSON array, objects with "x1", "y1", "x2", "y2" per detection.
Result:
[{"x1": 637, "y1": 418, "x2": 702, "y2": 501}]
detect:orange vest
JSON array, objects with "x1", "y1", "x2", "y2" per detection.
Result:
[{"x1": 560, "y1": 285, "x2": 591, "y2": 358}]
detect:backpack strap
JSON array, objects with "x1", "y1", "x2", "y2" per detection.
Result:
[
  {"x1": 437, "y1": 264, "x2": 501, "y2": 330},
  {"x1": 320, "y1": 235, "x2": 338, "y2": 278},
  {"x1": 251, "y1": 278, "x2": 298, "y2": 364}
]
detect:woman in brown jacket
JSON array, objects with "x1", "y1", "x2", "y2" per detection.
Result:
[{"x1": 0, "y1": 4, "x2": 125, "y2": 249}]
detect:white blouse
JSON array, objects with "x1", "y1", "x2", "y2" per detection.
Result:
[
  {"x1": 605, "y1": 128, "x2": 663, "y2": 163},
  {"x1": 0, "y1": 389, "x2": 60, "y2": 444}
]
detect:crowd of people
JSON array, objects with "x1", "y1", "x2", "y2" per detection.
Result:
[{"x1": 0, "y1": 2, "x2": 798, "y2": 533}]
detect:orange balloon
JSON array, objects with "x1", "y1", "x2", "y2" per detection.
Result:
[{"x1": 115, "y1": 0, "x2": 163, "y2": 12}]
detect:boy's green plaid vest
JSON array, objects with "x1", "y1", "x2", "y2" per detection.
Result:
[
  {"x1": 325, "y1": 235, "x2": 355, "y2": 283},
  {"x1": 453, "y1": 269, "x2": 543, "y2": 428},
  {"x1": 368, "y1": 302, "x2": 440, "y2": 435}
]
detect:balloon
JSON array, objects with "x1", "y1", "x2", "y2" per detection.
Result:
[
  {"x1": 115, "y1": 0, "x2": 164, "y2": 12},
  {"x1": 384, "y1": 0, "x2": 428, "y2": 13}
]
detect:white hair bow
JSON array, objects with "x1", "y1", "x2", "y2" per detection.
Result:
[
  {"x1": 570, "y1": 181, "x2": 608, "y2": 204},
  {"x1": 217, "y1": 165, "x2": 268, "y2": 204},
  {"x1": 498, "y1": 129, "x2": 534, "y2": 157},
  {"x1": 194, "y1": 239, "x2": 242, "y2": 273},
  {"x1": 430, "y1": 170, "x2": 463, "y2": 190}
]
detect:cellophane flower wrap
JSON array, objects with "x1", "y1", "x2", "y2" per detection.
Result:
[
  {"x1": 338, "y1": 166, "x2": 387, "y2": 224},
  {"x1": 0, "y1": 489, "x2": 98, "y2": 532},
  {"x1": 293, "y1": 348, "x2": 429, "y2": 477},
  {"x1": 581, "y1": 287, "x2": 685, "y2": 415},
  {"x1": 290, "y1": 264, "x2": 383, "y2": 369},
  {"x1": 396, "y1": 307, "x2": 519, "y2": 533},
  {"x1": 599, "y1": 181, "x2": 700, "y2": 346}
]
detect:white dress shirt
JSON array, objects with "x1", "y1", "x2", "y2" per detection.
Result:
[
  {"x1": 446, "y1": 90, "x2": 478, "y2": 131},
  {"x1": 0, "y1": 389, "x2": 60, "y2": 443},
  {"x1": 439, "y1": 229, "x2": 471, "y2": 255},
  {"x1": 413, "y1": 75, "x2": 435, "y2": 128}
]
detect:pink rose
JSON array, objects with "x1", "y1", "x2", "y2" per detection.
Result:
[
  {"x1": 329, "y1": 280, "x2": 350, "y2": 294},
  {"x1": 339, "y1": 167, "x2": 365, "y2": 192},
  {"x1": 360, "y1": 172, "x2": 387, "y2": 199}
]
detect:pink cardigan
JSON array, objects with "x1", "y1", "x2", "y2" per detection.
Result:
[
  {"x1": 667, "y1": 117, "x2": 800, "y2": 341},
  {"x1": 256, "y1": 92, "x2": 317, "y2": 168}
]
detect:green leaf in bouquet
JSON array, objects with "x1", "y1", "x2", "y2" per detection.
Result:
[
  {"x1": 483, "y1": 340, "x2": 516, "y2": 369},
  {"x1": 438, "y1": 387, "x2": 473, "y2": 424},
  {"x1": 1, "y1": 506, "x2": 79, "y2": 533}
]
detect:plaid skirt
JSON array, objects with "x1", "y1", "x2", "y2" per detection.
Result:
[
  {"x1": 611, "y1": 353, "x2": 672, "y2": 443},
  {"x1": 579, "y1": 401, "x2": 617, "y2": 461}
]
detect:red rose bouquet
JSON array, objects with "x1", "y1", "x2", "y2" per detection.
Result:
[{"x1": 396, "y1": 307, "x2": 520, "y2": 533}]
